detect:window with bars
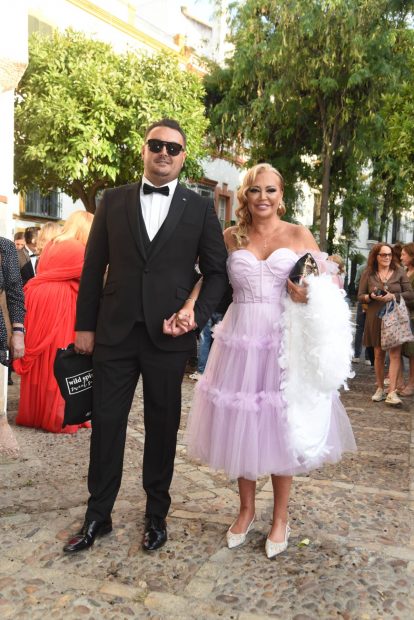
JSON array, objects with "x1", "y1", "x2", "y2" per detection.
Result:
[{"x1": 23, "y1": 189, "x2": 62, "y2": 220}]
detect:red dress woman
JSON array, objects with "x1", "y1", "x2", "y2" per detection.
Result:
[{"x1": 14, "y1": 211, "x2": 93, "y2": 433}]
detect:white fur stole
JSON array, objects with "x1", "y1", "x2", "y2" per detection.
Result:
[{"x1": 279, "y1": 274, "x2": 354, "y2": 469}]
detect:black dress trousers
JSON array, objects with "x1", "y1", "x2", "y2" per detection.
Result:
[{"x1": 86, "y1": 322, "x2": 190, "y2": 522}]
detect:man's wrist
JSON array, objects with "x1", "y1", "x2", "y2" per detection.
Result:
[{"x1": 12, "y1": 326, "x2": 26, "y2": 334}]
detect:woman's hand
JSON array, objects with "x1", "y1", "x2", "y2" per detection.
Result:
[
  {"x1": 287, "y1": 279, "x2": 308, "y2": 304},
  {"x1": 381, "y1": 292, "x2": 395, "y2": 303},
  {"x1": 163, "y1": 307, "x2": 197, "y2": 337},
  {"x1": 369, "y1": 291, "x2": 394, "y2": 303}
]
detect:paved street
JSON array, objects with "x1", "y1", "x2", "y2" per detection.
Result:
[{"x1": 0, "y1": 361, "x2": 413, "y2": 619}]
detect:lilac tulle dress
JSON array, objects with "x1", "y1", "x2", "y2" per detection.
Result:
[{"x1": 186, "y1": 248, "x2": 356, "y2": 480}]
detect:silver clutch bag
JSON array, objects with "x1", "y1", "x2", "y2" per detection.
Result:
[{"x1": 288, "y1": 252, "x2": 319, "y2": 285}]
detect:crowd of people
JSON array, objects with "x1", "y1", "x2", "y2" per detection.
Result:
[
  {"x1": 356, "y1": 242, "x2": 414, "y2": 405},
  {"x1": 0, "y1": 117, "x2": 413, "y2": 561}
]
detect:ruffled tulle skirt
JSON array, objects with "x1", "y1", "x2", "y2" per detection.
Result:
[{"x1": 186, "y1": 300, "x2": 356, "y2": 480}]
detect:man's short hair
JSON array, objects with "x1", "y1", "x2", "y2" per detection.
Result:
[
  {"x1": 24, "y1": 226, "x2": 40, "y2": 245},
  {"x1": 14, "y1": 232, "x2": 25, "y2": 241},
  {"x1": 144, "y1": 118, "x2": 187, "y2": 148}
]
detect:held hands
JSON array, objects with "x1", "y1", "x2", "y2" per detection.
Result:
[
  {"x1": 163, "y1": 306, "x2": 197, "y2": 337},
  {"x1": 287, "y1": 279, "x2": 308, "y2": 304}
]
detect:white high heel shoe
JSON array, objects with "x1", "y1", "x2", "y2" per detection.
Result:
[
  {"x1": 265, "y1": 523, "x2": 291, "y2": 559},
  {"x1": 226, "y1": 516, "x2": 255, "y2": 549}
]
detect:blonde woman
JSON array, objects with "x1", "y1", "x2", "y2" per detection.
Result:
[
  {"x1": 175, "y1": 164, "x2": 356, "y2": 559},
  {"x1": 14, "y1": 211, "x2": 93, "y2": 433},
  {"x1": 36, "y1": 221, "x2": 62, "y2": 256}
]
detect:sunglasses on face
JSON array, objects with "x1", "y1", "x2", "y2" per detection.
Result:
[
  {"x1": 378, "y1": 253, "x2": 392, "y2": 258},
  {"x1": 145, "y1": 139, "x2": 184, "y2": 156}
]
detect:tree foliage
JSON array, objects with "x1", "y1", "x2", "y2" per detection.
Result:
[
  {"x1": 206, "y1": 0, "x2": 414, "y2": 249},
  {"x1": 14, "y1": 29, "x2": 208, "y2": 212}
]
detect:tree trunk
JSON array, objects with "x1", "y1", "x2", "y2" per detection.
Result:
[
  {"x1": 379, "y1": 181, "x2": 392, "y2": 241},
  {"x1": 317, "y1": 101, "x2": 339, "y2": 252},
  {"x1": 327, "y1": 203, "x2": 338, "y2": 254},
  {"x1": 71, "y1": 180, "x2": 107, "y2": 214},
  {"x1": 319, "y1": 150, "x2": 331, "y2": 252}
]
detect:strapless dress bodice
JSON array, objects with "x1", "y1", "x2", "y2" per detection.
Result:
[{"x1": 227, "y1": 248, "x2": 298, "y2": 304}]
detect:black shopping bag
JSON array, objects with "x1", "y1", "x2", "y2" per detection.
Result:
[{"x1": 53, "y1": 344, "x2": 93, "y2": 427}]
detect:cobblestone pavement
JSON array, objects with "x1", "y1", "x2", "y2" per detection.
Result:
[{"x1": 1, "y1": 361, "x2": 413, "y2": 619}]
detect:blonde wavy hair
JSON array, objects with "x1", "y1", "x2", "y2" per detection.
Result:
[
  {"x1": 37, "y1": 221, "x2": 62, "y2": 254},
  {"x1": 53, "y1": 210, "x2": 94, "y2": 246},
  {"x1": 233, "y1": 163, "x2": 285, "y2": 247}
]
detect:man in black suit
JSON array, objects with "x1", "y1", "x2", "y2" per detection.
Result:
[
  {"x1": 64, "y1": 118, "x2": 228, "y2": 554},
  {"x1": 18, "y1": 227, "x2": 39, "y2": 286}
]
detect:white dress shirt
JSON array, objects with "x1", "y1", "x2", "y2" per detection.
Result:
[
  {"x1": 140, "y1": 176, "x2": 178, "y2": 241},
  {"x1": 25, "y1": 246, "x2": 37, "y2": 271}
]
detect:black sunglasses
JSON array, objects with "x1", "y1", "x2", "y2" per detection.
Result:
[{"x1": 146, "y1": 139, "x2": 184, "y2": 156}]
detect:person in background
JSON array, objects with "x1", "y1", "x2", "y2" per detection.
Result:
[
  {"x1": 13, "y1": 232, "x2": 25, "y2": 251},
  {"x1": 14, "y1": 211, "x2": 93, "y2": 433},
  {"x1": 36, "y1": 221, "x2": 62, "y2": 257},
  {"x1": 189, "y1": 284, "x2": 233, "y2": 381},
  {"x1": 399, "y1": 243, "x2": 414, "y2": 396},
  {"x1": 352, "y1": 261, "x2": 374, "y2": 367},
  {"x1": 357, "y1": 243, "x2": 414, "y2": 406},
  {"x1": 7, "y1": 234, "x2": 26, "y2": 385},
  {"x1": 18, "y1": 226, "x2": 40, "y2": 286},
  {"x1": 328, "y1": 254, "x2": 345, "y2": 289},
  {"x1": 0, "y1": 237, "x2": 25, "y2": 459},
  {"x1": 392, "y1": 242, "x2": 403, "y2": 266}
]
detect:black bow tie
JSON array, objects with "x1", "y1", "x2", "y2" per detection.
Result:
[{"x1": 143, "y1": 183, "x2": 169, "y2": 196}]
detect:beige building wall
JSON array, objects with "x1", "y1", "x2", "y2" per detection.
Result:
[
  {"x1": 0, "y1": 1, "x2": 28, "y2": 420},
  {"x1": 0, "y1": 2, "x2": 28, "y2": 239}
]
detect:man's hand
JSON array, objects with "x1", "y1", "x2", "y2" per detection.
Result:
[
  {"x1": 74, "y1": 331, "x2": 95, "y2": 355},
  {"x1": 163, "y1": 312, "x2": 197, "y2": 338},
  {"x1": 10, "y1": 332, "x2": 25, "y2": 360}
]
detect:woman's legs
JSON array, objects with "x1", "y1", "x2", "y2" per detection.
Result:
[
  {"x1": 387, "y1": 346, "x2": 402, "y2": 393},
  {"x1": 408, "y1": 357, "x2": 414, "y2": 388},
  {"x1": 268, "y1": 475, "x2": 292, "y2": 542},
  {"x1": 374, "y1": 347, "x2": 386, "y2": 389},
  {"x1": 229, "y1": 477, "x2": 256, "y2": 534}
]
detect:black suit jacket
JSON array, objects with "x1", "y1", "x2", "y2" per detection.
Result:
[
  {"x1": 75, "y1": 181, "x2": 228, "y2": 352},
  {"x1": 18, "y1": 248, "x2": 35, "y2": 286}
]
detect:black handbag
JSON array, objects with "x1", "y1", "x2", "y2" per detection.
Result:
[
  {"x1": 53, "y1": 344, "x2": 93, "y2": 427},
  {"x1": 288, "y1": 252, "x2": 319, "y2": 285}
]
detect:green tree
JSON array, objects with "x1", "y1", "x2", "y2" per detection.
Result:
[
  {"x1": 14, "y1": 29, "x2": 208, "y2": 213},
  {"x1": 206, "y1": 0, "x2": 413, "y2": 249}
]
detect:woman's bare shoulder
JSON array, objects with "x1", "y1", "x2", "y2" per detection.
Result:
[{"x1": 282, "y1": 222, "x2": 319, "y2": 250}]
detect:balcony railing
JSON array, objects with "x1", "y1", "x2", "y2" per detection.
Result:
[{"x1": 23, "y1": 189, "x2": 62, "y2": 220}]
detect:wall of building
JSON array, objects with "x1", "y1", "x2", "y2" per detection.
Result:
[{"x1": 0, "y1": 0, "x2": 28, "y2": 419}]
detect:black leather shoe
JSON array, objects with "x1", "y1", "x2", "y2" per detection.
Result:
[
  {"x1": 142, "y1": 516, "x2": 167, "y2": 552},
  {"x1": 63, "y1": 518, "x2": 112, "y2": 553}
]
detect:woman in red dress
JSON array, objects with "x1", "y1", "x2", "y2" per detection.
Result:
[{"x1": 14, "y1": 211, "x2": 94, "y2": 433}]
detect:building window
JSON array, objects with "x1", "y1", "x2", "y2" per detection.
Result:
[
  {"x1": 188, "y1": 183, "x2": 215, "y2": 199},
  {"x1": 23, "y1": 189, "x2": 62, "y2": 220},
  {"x1": 218, "y1": 196, "x2": 226, "y2": 230}
]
